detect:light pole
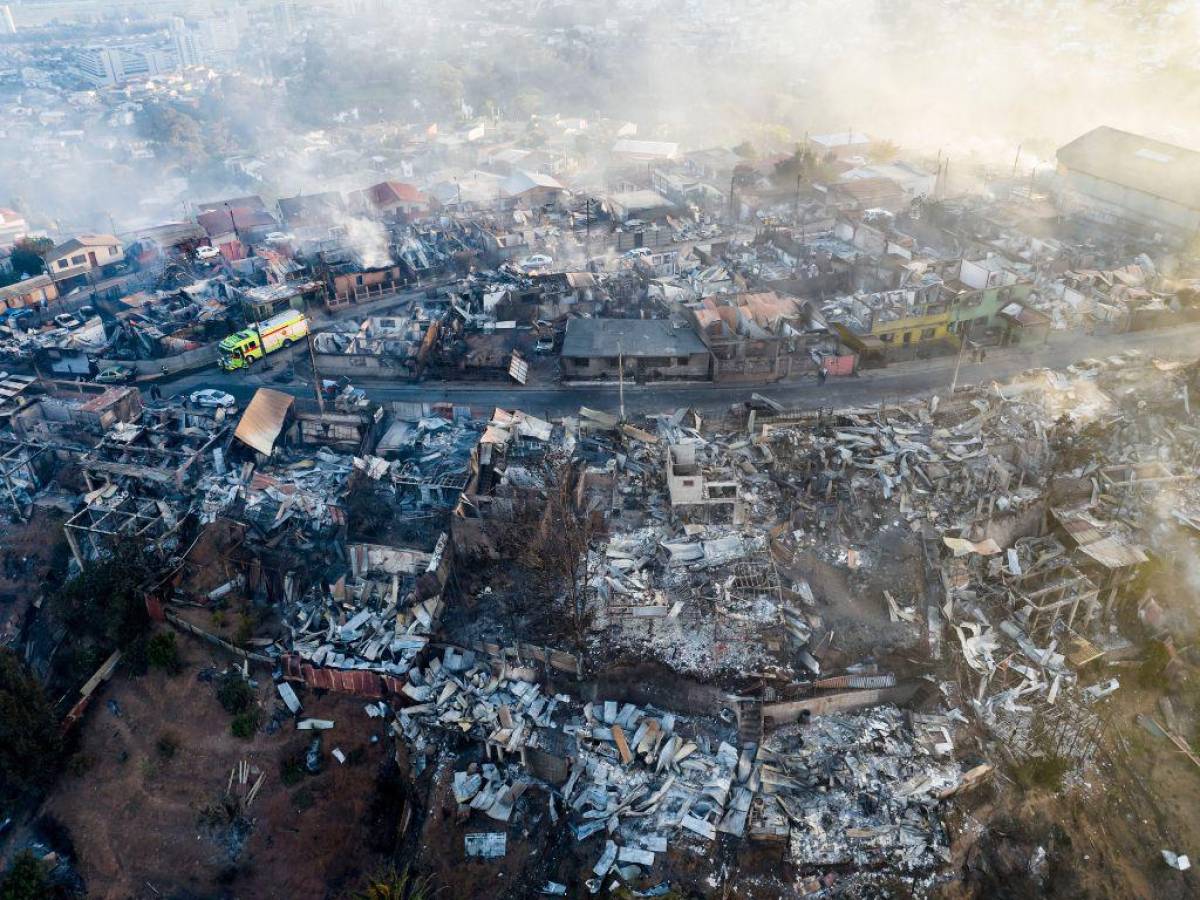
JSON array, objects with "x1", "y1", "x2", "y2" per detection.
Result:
[{"x1": 949, "y1": 327, "x2": 970, "y2": 395}]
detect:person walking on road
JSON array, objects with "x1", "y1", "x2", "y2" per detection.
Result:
[{"x1": 818, "y1": 367, "x2": 828, "y2": 386}]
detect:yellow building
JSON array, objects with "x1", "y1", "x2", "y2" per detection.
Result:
[{"x1": 871, "y1": 307, "x2": 953, "y2": 347}]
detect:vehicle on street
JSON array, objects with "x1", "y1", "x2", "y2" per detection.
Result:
[
  {"x1": 218, "y1": 309, "x2": 310, "y2": 371},
  {"x1": 519, "y1": 254, "x2": 553, "y2": 271},
  {"x1": 189, "y1": 388, "x2": 237, "y2": 409},
  {"x1": 95, "y1": 365, "x2": 134, "y2": 384},
  {"x1": 195, "y1": 246, "x2": 221, "y2": 261},
  {"x1": 623, "y1": 247, "x2": 654, "y2": 259},
  {"x1": 1067, "y1": 358, "x2": 1105, "y2": 378},
  {"x1": 0, "y1": 308, "x2": 35, "y2": 331},
  {"x1": 54, "y1": 313, "x2": 81, "y2": 329}
]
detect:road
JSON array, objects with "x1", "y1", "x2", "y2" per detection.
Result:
[{"x1": 160, "y1": 322, "x2": 1200, "y2": 418}]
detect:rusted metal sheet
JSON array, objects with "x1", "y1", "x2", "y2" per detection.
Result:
[
  {"x1": 282, "y1": 654, "x2": 389, "y2": 697},
  {"x1": 234, "y1": 388, "x2": 294, "y2": 455},
  {"x1": 812, "y1": 673, "x2": 896, "y2": 690}
]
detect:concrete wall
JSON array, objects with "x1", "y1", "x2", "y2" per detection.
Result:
[
  {"x1": 761, "y1": 682, "x2": 919, "y2": 728},
  {"x1": 312, "y1": 351, "x2": 410, "y2": 377},
  {"x1": 562, "y1": 662, "x2": 734, "y2": 719},
  {"x1": 561, "y1": 352, "x2": 711, "y2": 382},
  {"x1": 97, "y1": 341, "x2": 218, "y2": 376},
  {"x1": 1061, "y1": 169, "x2": 1200, "y2": 234}
]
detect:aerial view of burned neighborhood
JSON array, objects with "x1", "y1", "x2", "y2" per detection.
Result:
[{"x1": 3, "y1": 2, "x2": 1200, "y2": 899}]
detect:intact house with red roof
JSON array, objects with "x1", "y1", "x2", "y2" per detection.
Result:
[
  {"x1": 350, "y1": 181, "x2": 429, "y2": 221},
  {"x1": 195, "y1": 201, "x2": 281, "y2": 261}
]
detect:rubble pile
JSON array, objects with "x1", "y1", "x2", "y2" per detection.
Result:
[
  {"x1": 593, "y1": 524, "x2": 784, "y2": 677},
  {"x1": 765, "y1": 708, "x2": 963, "y2": 870},
  {"x1": 387, "y1": 646, "x2": 981, "y2": 892},
  {"x1": 281, "y1": 536, "x2": 448, "y2": 677},
  {"x1": 197, "y1": 449, "x2": 354, "y2": 532}
]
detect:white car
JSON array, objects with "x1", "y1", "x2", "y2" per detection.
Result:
[
  {"x1": 195, "y1": 246, "x2": 221, "y2": 261},
  {"x1": 189, "y1": 389, "x2": 237, "y2": 410},
  {"x1": 54, "y1": 313, "x2": 82, "y2": 329},
  {"x1": 623, "y1": 247, "x2": 654, "y2": 259},
  {"x1": 519, "y1": 254, "x2": 553, "y2": 270},
  {"x1": 264, "y1": 232, "x2": 291, "y2": 244}
]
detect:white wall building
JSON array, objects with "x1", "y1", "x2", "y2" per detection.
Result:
[
  {"x1": 1056, "y1": 126, "x2": 1200, "y2": 236},
  {"x1": 172, "y1": 16, "x2": 241, "y2": 69},
  {"x1": 75, "y1": 46, "x2": 174, "y2": 87}
]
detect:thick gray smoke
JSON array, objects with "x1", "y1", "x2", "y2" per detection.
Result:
[{"x1": 2, "y1": 0, "x2": 1198, "y2": 232}]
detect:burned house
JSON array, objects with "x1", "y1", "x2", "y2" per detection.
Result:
[
  {"x1": 322, "y1": 251, "x2": 407, "y2": 309},
  {"x1": 277, "y1": 191, "x2": 346, "y2": 236},
  {"x1": 0, "y1": 431, "x2": 55, "y2": 517},
  {"x1": 560, "y1": 318, "x2": 711, "y2": 382},
  {"x1": 690, "y1": 290, "x2": 846, "y2": 382},
  {"x1": 312, "y1": 313, "x2": 439, "y2": 378},
  {"x1": 79, "y1": 406, "x2": 230, "y2": 492}
]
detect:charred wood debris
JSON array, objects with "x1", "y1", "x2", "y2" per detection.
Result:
[{"x1": 5, "y1": 351, "x2": 1200, "y2": 894}]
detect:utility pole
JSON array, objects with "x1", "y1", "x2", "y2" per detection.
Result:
[
  {"x1": 307, "y1": 331, "x2": 325, "y2": 413},
  {"x1": 1012, "y1": 144, "x2": 1022, "y2": 178},
  {"x1": 225, "y1": 202, "x2": 240, "y2": 246},
  {"x1": 950, "y1": 329, "x2": 969, "y2": 395},
  {"x1": 618, "y1": 344, "x2": 626, "y2": 422}
]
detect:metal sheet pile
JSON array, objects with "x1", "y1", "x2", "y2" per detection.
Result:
[
  {"x1": 762, "y1": 396, "x2": 1051, "y2": 537},
  {"x1": 760, "y1": 708, "x2": 964, "y2": 870},
  {"x1": 387, "y1": 646, "x2": 984, "y2": 883},
  {"x1": 196, "y1": 448, "x2": 354, "y2": 532},
  {"x1": 278, "y1": 536, "x2": 449, "y2": 675}
]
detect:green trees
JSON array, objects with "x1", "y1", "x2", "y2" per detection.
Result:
[
  {"x1": 732, "y1": 140, "x2": 758, "y2": 159},
  {"x1": 135, "y1": 104, "x2": 211, "y2": 170},
  {"x1": 216, "y1": 670, "x2": 260, "y2": 740},
  {"x1": 46, "y1": 545, "x2": 154, "y2": 693},
  {"x1": 0, "y1": 852, "x2": 52, "y2": 900},
  {"x1": 146, "y1": 632, "x2": 182, "y2": 675},
  {"x1": 351, "y1": 866, "x2": 432, "y2": 900},
  {"x1": 9, "y1": 237, "x2": 52, "y2": 279},
  {"x1": 0, "y1": 649, "x2": 62, "y2": 800},
  {"x1": 50, "y1": 546, "x2": 151, "y2": 651}
]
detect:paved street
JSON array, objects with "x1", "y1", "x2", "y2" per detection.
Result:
[{"x1": 161, "y1": 321, "x2": 1200, "y2": 418}]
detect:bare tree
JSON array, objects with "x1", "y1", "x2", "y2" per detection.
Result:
[{"x1": 518, "y1": 458, "x2": 601, "y2": 657}]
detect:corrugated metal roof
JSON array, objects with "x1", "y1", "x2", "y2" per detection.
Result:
[
  {"x1": 561, "y1": 317, "x2": 707, "y2": 358},
  {"x1": 1059, "y1": 516, "x2": 1105, "y2": 546},
  {"x1": 234, "y1": 388, "x2": 294, "y2": 455},
  {"x1": 1057, "y1": 126, "x2": 1200, "y2": 211},
  {"x1": 564, "y1": 272, "x2": 596, "y2": 289},
  {"x1": 1077, "y1": 535, "x2": 1149, "y2": 570}
]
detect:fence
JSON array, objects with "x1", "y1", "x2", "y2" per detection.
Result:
[
  {"x1": 97, "y1": 341, "x2": 219, "y2": 377},
  {"x1": 166, "y1": 610, "x2": 273, "y2": 667}
]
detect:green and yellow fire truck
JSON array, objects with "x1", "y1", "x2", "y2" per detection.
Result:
[{"x1": 218, "y1": 309, "x2": 310, "y2": 371}]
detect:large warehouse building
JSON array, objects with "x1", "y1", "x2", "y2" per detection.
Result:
[{"x1": 1056, "y1": 126, "x2": 1200, "y2": 236}]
